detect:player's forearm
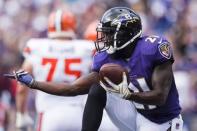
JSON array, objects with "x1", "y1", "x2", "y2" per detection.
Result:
[
  {"x1": 128, "y1": 90, "x2": 167, "y2": 106},
  {"x1": 31, "y1": 81, "x2": 89, "y2": 96}
]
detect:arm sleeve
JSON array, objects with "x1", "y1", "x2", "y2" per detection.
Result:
[{"x1": 82, "y1": 83, "x2": 106, "y2": 131}]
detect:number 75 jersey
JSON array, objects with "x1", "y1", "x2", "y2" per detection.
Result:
[{"x1": 23, "y1": 38, "x2": 95, "y2": 112}]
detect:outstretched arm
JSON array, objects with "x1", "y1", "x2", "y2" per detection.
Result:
[
  {"x1": 5, "y1": 70, "x2": 100, "y2": 96},
  {"x1": 33, "y1": 72, "x2": 99, "y2": 96}
]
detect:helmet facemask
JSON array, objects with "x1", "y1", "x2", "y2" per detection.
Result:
[
  {"x1": 95, "y1": 21, "x2": 142, "y2": 54},
  {"x1": 95, "y1": 7, "x2": 142, "y2": 55},
  {"x1": 95, "y1": 22, "x2": 115, "y2": 52}
]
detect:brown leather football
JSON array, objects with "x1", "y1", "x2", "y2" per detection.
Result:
[{"x1": 99, "y1": 63, "x2": 129, "y2": 86}]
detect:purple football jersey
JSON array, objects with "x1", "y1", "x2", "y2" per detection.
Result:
[{"x1": 91, "y1": 35, "x2": 181, "y2": 124}]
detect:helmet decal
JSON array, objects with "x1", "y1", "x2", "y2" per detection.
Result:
[{"x1": 112, "y1": 14, "x2": 140, "y2": 27}]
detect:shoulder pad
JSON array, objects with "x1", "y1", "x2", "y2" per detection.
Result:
[
  {"x1": 140, "y1": 35, "x2": 171, "y2": 56},
  {"x1": 139, "y1": 35, "x2": 174, "y2": 64},
  {"x1": 23, "y1": 38, "x2": 47, "y2": 58},
  {"x1": 92, "y1": 51, "x2": 108, "y2": 72}
]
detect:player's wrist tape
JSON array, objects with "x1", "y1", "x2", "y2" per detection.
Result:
[{"x1": 30, "y1": 80, "x2": 37, "y2": 89}]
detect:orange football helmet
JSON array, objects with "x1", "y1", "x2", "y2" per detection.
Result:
[
  {"x1": 48, "y1": 9, "x2": 76, "y2": 39},
  {"x1": 84, "y1": 20, "x2": 98, "y2": 41}
]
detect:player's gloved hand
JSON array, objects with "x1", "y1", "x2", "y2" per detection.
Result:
[
  {"x1": 16, "y1": 112, "x2": 34, "y2": 129},
  {"x1": 100, "y1": 72, "x2": 132, "y2": 99},
  {"x1": 4, "y1": 70, "x2": 34, "y2": 87}
]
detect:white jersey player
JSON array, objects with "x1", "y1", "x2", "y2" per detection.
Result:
[{"x1": 16, "y1": 9, "x2": 117, "y2": 131}]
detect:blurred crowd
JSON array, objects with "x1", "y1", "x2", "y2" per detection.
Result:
[{"x1": 0, "y1": 0, "x2": 196, "y2": 131}]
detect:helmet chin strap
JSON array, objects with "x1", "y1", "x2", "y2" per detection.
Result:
[
  {"x1": 106, "y1": 46, "x2": 116, "y2": 54},
  {"x1": 117, "y1": 30, "x2": 142, "y2": 50}
]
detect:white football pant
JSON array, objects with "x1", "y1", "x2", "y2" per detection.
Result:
[
  {"x1": 136, "y1": 113, "x2": 183, "y2": 131},
  {"x1": 105, "y1": 93, "x2": 137, "y2": 131}
]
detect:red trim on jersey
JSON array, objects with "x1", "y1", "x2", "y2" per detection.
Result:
[{"x1": 37, "y1": 112, "x2": 43, "y2": 131}]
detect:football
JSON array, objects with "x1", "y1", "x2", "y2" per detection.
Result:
[{"x1": 99, "y1": 63, "x2": 129, "y2": 86}]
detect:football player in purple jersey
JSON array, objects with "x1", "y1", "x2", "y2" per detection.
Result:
[{"x1": 5, "y1": 7, "x2": 183, "y2": 131}]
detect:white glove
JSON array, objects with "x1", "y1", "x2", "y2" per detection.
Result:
[
  {"x1": 16, "y1": 112, "x2": 34, "y2": 128},
  {"x1": 100, "y1": 72, "x2": 132, "y2": 99}
]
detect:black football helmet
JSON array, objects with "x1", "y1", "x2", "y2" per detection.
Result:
[{"x1": 95, "y1": 7, "x2": 142, "y2": 55}]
